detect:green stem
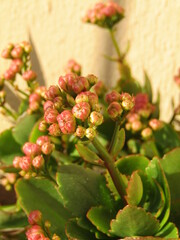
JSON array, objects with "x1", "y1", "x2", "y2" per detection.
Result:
[
  {"x1": 2, "y1": 105, "x2": 17, "y2": 120},
  {"x1": 109, "y1": 121, "x2": 120, "y2": 154},
  {"x1": 109, "y1": 28, "x2": 122, "y2": 60},
  {"x1": 92, "y1": 137, "x2": 127, "y2": 204},
  {"x1": 15, "y1": 88, "x2": 29, "y2": 97}
]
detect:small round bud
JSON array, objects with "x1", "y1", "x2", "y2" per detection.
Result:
[
  {"x1": 53, "y1": 96, "x2": 63, "y2": 111},
  {"x1": 149, "y1": 119, "x2": 163, "y2": 130},
  {"x1": 105, "y1": 90, "x2": 120, "y2": 104},
  {"x1": 48, "y1": 123, "x2": 61, "y2": 136},
  {"x1": 44, "y1": 109, "x2": 58, "y2": 124},
  {"x1": 23, "y1": 142, "x2": 41, "y2": 157},
  {"x1": 85, "y1": 128, "x2": 96, "y2": 140},
  {"x1": 29, "y1": 93, "x2": 41, "y2": 104},
  {"x1": 36, "y1": 136, "x2": 50, "y2": 146},
  {"x1": 28, "y1": 210, "x2": 42, "y2": 225},
  {"x1": 141, "y1": 127, "x2": 153, "y2": 140},
  {"x1": 45, "y1": 85, "x2": 60, "y2": 100},
  {"x1": 75, "y1": 92, "x2": 89, "y2": 104},
  {"x1": 125, "y1": 122, "x2": 132, "y2": 131},
  {"x1": 32, "y1": 155, "x2": 44, "y2": 169},
  {"x1": 20, "y1": 41, "x2": 32, "y2": 53},
  {"x1": 57, "y1": 110, "x2": 76, "y2": 134},
  {"x1": 131, "y1": 120, "x2": 142, "y2": 132},
  {"x1": 19, "y1": 156, "x2": 31, "y2": 171},
  {"x1": 10, "y1": 59, "x2": 23, "y2": 73},
  {"x1": 121, "y1": 99, "x2": 135, "y2": 111},
  {"x1": 107, "y1": 101, "x2": 123, "y2": 120},
  {"x1": 86, "y1": 74, "x2": 98, "y2": 86},
  {"x1": 26, "y1": 225, "x2": 44, "y2": 240},
  {"x1": 89, "y1": 111, "x2": 103, "y2": 126},
  {"x1": 13, "y1": 156, "x2": 22, "y2": 168},
  {"x1": 75, "y1": 126, "x2": 86, "y2": 138},
  {"x1": 11, "y1": 45, "x2": 23, "y2": 58},
  {"x1": 126, "y1": 113, "x2": 140, "y2": 123},
  {"x1": 65, "y1": 59, "x2": 81, "y2": 76},
  {"x1": 22, "y1": 70, "x2": 37, "y2": 82},
  {"x1": 4, "y1": 69, "x2": 15, "y2": 81},
  {"x1": 84, "y1": 91, "x2": 98, "y2": 106},
  {"x1": 41, "y1": 142, "x2": 54, "y2": 155},
  {"x1": 72, "y1": 102, "x2": 91, "y2": 121},
  {"x1": 43, "y1": 100, "x2": 53, "y2": 111},
  {"x1": 93, "y1": 81, "x2": 107, "y2": 97},
  {"x1": 1, "y1": 48, "x2": 11, "y2": 59},
  {"x1": 39, "y1": 120, "x2": 48, "y2": 132},
  {"x1": 29, "y1": 101, "x2": 40, "y2": 112}
]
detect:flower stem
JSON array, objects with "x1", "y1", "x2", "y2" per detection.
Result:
[
  {"x1": 92, "y1": 137, "x2": 127, "y2": 204},
  {"x1": 2, "y1": 105, "x2": 17, "y2": 120},
  {"x1": 109, "y1": 28, "x2": 122, "y2": 60},
  {"x1": 15, "y1": 88, "x2": 29, "y2": 97},
  {"x1": 109, "y1": 121, "x2": 120, "y2": 154}
]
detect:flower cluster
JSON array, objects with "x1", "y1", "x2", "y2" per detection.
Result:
[
  {"x1": 40, "y1": 73, "x2": 103, "y2": 140},
  {"x1": 83, "y1": 1, "x2": 124, "y2": 28},
  {"x1": 105, "y1": 91, "x2": 135, "y2": 120},
  {"x1": 0, "y1": 173, "x2": 16, "y2": 191},
  {"x1": 26, "y1": 210, "x2": 60, "y2": 240},
  {"x1": 13, "y1": 136, "x2": 54, "y2": 177},
  {"x1": 64, "y1": 59, "x2": 81, "y2": 76}
]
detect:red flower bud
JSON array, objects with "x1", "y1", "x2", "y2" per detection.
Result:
[
  {"x1": 65, "y1": 59, "x2": 81, "y2": 75},
  {"x1": 149, "y1": 119, "x2": 163, "y2": 130},
  {"x1": 75, "y1": 126, "x2": 86, "y2": 138},
  {"x1": 19, "y1": 156, "x2": 31, "y2": 171},
  {"x1": 105, "y1": 90, "x2": 120, "y2": 104},
  {"x1": 10, "y1": 59, "x2": 23, "y2": 73},
  {"x1": 86, "y1": 74, "x2": 98, "y2": 86},
  {"x1": 38, "y1": 120, "x2": 48, "y2": 132},
  {"x1": 53, "y1": 96, "x2": 63, "y2": 111},
  {"x1": 4, "y1": 69, "x2": 15, "y2": 81},
  {"x1": 13, "y1": 156, "x2": 22, "y2": 168},
  {"x1": 11, "y1": 45, "x2": 23, "y2": 58},
  {"x1": 48, "y1": 123, "x2": 61, "y2": 136},
  {"x1": 43, "y1": 100, "x2": 53, "y2": 112},
  {"x1": 131, "y1": 120, "x2": 142, "y2": 132},
  {"x1": 44, "y1": 109, "x2": 58, "y2": 124},
  {"x1": 72, "y1": 102, "x2": 91, "y2": 121},
  {"x1": 57, "y1": 110, "x2": 76, "y2": 134},
  {"x1": 126, "y1": 113, "x2": 140, "y2": 123},
  {"x1": 41, "y1": 142, "x2": 54, "y2": 155},
  {"x1": 23, "y1": 70, "x2": 37, "y2": 82},
  {"x1": 45, "y1": 85, "x2": 60, "y2": 100},
  {"x1": 36, "y1": 136, "x2": 50, "y2": 146},
  {"x1": 89, "y1": 111, "x2": 103, "y2": 126},
  {"x1": 32, "y1": 155, "x2": 44, "y2": 169},
  {"x1": 1, "y1": 49, "x2": 11, "y2": 59},
  {"x1": 26, "y1": 225, "x2": 44, "y2": 240},
  {"x1": 93, "y1": 81, "x2": 107, "y2": 96},
  {"x1": 29, "y1": 102, "x2": 40, "y2": 112},
  {"x1": 29, "y1": 93, "x2": 41, "y2": 104},
  {"x1": 23, "y1": 142, "x2": 41, "y2": 157},
  {"x1": 28, "y1": 210, "x2": 42, "y2": 225},
  {"x1": 107, "y1": 101, "x2": 123, "y2": 120}
]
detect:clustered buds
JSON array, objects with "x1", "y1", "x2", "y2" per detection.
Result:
[
  {"x1": 83, "y1": 1, "x2": 124, "y2": 29},
  {"x1": 26, "y1": 210, "x2": 60, "y2": 240},
  {"x1": 65, "y1": 59, "x2": 81, "y2": 76},
  {"x1": 13, "y1": 136, "x2": 54, "y2": 177},
  {"x1": 106, "y1": 91, "x2": 134, "y2": 120},
  {"x1": 0, "y1": 173, "x2": 16, "y2": 191},
  {"x1": 39, "y1": 74, "x2": 103, "y2": 140}
]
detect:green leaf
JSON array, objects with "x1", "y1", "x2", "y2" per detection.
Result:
[
  {"x1": 110, "y1": 205, "x2": 160, "y2": 237},
  {"x1": 156, "y1": 222, "x2": 179, "y2": 238},
  {"x1": 126, "y1": 171, "x2": 143, "y2": 206},
  {"x1": 140, "y1": 140, "x2": 160, "y2": 158},
  {"x1": 18, "y1": 98, "x2": 29, "y2": 114},
  {"x1": 87, "y1": 206, "x2": 115, "y2": 236},
  {"x1": 12, "y1": 114, "x2": 41, "y2": 145},
  {"x1": 15, "y1": 178, "x2": 71, "y2": 239},
  {"x1": 116, "y1": 155, "x2": 149, "y2": 175},
  {"x1": 0, "y1": 129, "x2": 22, "y2": 165},
  {"x1": 127, "y1": 139, "x2": 140, "y2": 154},
  {"x1": 75, "y1": 143, "x2": 103, "y2": 165},
  {"x1": 110, "y1": 128, "x2": 125, "y2": 158},
  {"x1": 161, "y1": 148, "x2": 180, "y2": 228},
  {"x1": 56, "y1": 165, "x2": 114, "y2": 217},
  {"x1": 65, "y1": 220, "x2": 96, "y2": 240},
  {"x1": 152, "y1": 91, "x2": 160, "y2": 119},
  {"x1": 143, "y1": 71, "x2": 152, "y2": 102},
  {"x1": 28, "y1": 119, "x2": 45, "y2": 143}
]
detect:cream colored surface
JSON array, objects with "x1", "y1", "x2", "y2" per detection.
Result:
[{"x1": 0, "y1": 0, "x2": 180, "y2": 132}]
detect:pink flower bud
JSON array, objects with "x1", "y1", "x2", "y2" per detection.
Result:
[
  {"x1": 126, "y1": 113, "x2": 140, "y2": 123},
  {"x1": 105, "y1": 90, "x2": 120, "y2": 104},
  {"x1": 13, "y1": 156, "x2": 22, "y2": 168},
  {"x1": 75, "y1": 92, "x2": 89, "y2": 104},
  {"x1": 53, "y1": 96, "x2": 63, "y2": 111},
  {"x1": 57, "y1": 110, "x2": 76, "y2": 134},
  {"x1": 19, "y1": 156, "x2": 31, "y2": 171},
  {"x1": 141, "y1": 127, "x2": 152, "y2": 139},
  {"x1": 65, "y1": 59, "x2": 81, "y2": 75},
  {"x1": 1, "y1": 48, "x2": 11, "y2": 59},
  {"x1": 44, "y1": 109, "x2": 58, "y2": 124},
  {"x1": 29, "y1": 93, "x2": 41, "y2": 104},
  {"x1": 85, "y1": 128, "x2": 96, "y2": 140},
  {"x1": 32, "y1": 155, "x2": 44, "y2": 169},
  {"x1": 48, "y1": 123, "x2": 61, "y2": 136},
  {"x1": 35, "y1": 86, "x2": 47, "y2": 98},
  {"x1": 29, "y1": 102, "x2": 40, "y2": 112},
  {"x1": 89, "y1": 111, "x2": 103, "y2": 126},
  {"x1": 43, "y1": 100, "x2": 53, "y2": 112},
  {"x1": 72, "y1": 102, "x2": 91, "y2": 121},
  {"x1": 125, "y1": 122, "x2": 132, "y2": 131},
  {"x1": 45, "y1": 85, "x2": 60, "y2": 100},
  {"x1": 38, "y1": 120, "x2": 48, "y2": 132},
  {"x1": 23, "y1": 70, "x2": 37, "y2": 82},
  {"x1": 4, "y1": 69, "x2": 15, "y2": 81},
  {"x1": 36, "y1": 136, "x2": 50, "y2": 146},
  {"x1": 107, "y1": 101, "x2": 123, "y2": 120},
  {"x1": 41, "y1": 142, "x2": 54, "y2": 155},
  {"x1": 11, "y1": 45, "x2": 23, "y2": 58},
  {"x1": 26, "y1": 225, "x2": 44, "y2": 240},
  {"x1": 84, "y1": 91, "x2": 98, "y2": 106},
  {"x1": 75, "y1": 126, "x2": 86, "y2": 138},
  {"x1": 28, "y1": 210, "x2": 42, "y2": 225},
  {"x1": 149, "y1": 119, "x2": 163, "y2": 130},
  {"x1": 23, "y1": 142, "x2": 41, "y2": 157},
  {"x1": 86, "y1": 74, "x2": 98, "y2": 86},
  {"x1": 131, "y1": 120, "x2": 142, "y2": 132}
]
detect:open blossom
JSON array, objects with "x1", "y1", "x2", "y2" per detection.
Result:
[
  {"x1": 57, "y1": 110, "x2": 76, "y2": 134},
  {"x1": 83, "y1": 1, "x2": 124, "y2": 28},
  {"x1": 65, "y1": 59, "x2": 81, "y2": 75},
  {"x1": 72, "y1": 102, "x2": 91, "y2": 121}
]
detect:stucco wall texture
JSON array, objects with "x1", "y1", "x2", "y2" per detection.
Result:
[{"x1": 0, "y1": 0, "x2": 180, "y2": 131}]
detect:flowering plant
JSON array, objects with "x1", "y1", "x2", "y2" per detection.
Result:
[{"x1": 0, "y1": 1, "x2": 180, "y2": 239}]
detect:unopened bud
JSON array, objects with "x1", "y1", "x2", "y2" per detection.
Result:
[
  {"x1": 28, "y1": 210, "x2": 42, "y2": 225},
  {"x1": 107, "y1": 101, "x2": 123, "y2": 120},
  {"x1": 45, "y1": 85, "x2": 60, "y2": 100},
  {"x1": 85, "y1": 128, "x2": 96, "y2": 140},
  {"x1": 66, "y1": 94, "x2": 75, "y2": 106},
  {"x1": 75, "y1": 92, "x2": 89, "y2": 104},
  {"x1": 23, "y1": 142, "x2": 41, "y2": 157},
  {"x1": 141, "y1": 127, "x2": 152, "y2": 139},
  {"x1": 93, "y1": 81, "x2": 107, "y2": 97},
  {"x1": 121, "y1": 99, "x2": 135, "y2": 111},
  {"x1": 36, "y1": 136, "x2": 50, "y2": 146},
  {"x1": 32, "y1": 155, "x2": 44, "y2": 169},
  {"x1": 23, "y1": 70, "x2": 37, "y2": 81},
  {"x1": 4, "y1": 69, "x2": 15, "y2": 81},
  {"x1": 72, "y1": 102, "x2": 91, "y2": 121},
  {"x1": 19, "y1": 156, "x2": 31, "y2": 171},
  {"x1": 29, "y1": 93, "x2": 41, "y2": 104},
  {"x1": 86, "y1": 74, "x2": 98, "y2": 86},
  {"x1": 39, "y1": 120, "x2": 48, "y2": 132},
  {"x1": 89, "y1": 111, "x2": 103, "y2": 126},
  {"x1": 105, "y1": 90, "x2": 120, "y2": 104},
  {"x1": 75, "y1": 126, "x2": 86, "y2": 138},
  {"x1": 41, "y1": 142, "x2": 54, "y2": 155},
  {"x1": 20, "y1": 41, "x2": 32, "y2": 53},
  {"x1": 149, "y1": 119, "x2": 163, "y2": 130},
  {"x1": 11, "y1": 45, "x2": 23, "y2": 58},
  {"x1": 53, "y1": 96, "x2": 63, "y2": 111},
  {"x1": 44, "y1": 109, "x2": 58, "y2": 124},
  {"x1": 57, "y1": 110, "x2": 76, "y2": 134},
  {"x1": 125, "y1": 122, "x2": 131, "y2": 131},
  {"x1": 131, "y1": 120, "x2": 142, "y2": 132},
  {"x1": 13, "y1": 156, "x2": 22, "y2": 168},
  {"x1": 48, "y1": 123, "x2": 61, "y2": 136},
  {"x1": 52, "y1": 234, "x2": 61, "y2": 240}
]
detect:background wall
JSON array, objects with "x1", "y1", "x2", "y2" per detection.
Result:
[{"x1": 0, "y1": 0, "x2": 180, "y2": 132}]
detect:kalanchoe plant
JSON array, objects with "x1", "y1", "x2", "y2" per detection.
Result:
[{"x1": 0, "y1": 1, "x2": 180, "y2": 240}]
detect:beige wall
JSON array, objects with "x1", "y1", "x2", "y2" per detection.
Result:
[{"x1": 0, "y1": 0, "x2": 180, "y2": 132}]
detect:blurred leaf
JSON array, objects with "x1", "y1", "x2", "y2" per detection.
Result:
[
  {"x1": 18, "y1": 99, "x2": 29, "y2": 115},
  {"x1": 12, "y1": 114, "x2": 41, "y2": 145},
  {"x1": 110, "y1": 128, "x2": 125, "y2": 158},
  {"x1": 152, "y1": 91, "x2": 160, "y2": 119},
  {"x1": 143, "y1": 71, "x2": 152, "y2": 102},
  {"x1": 127, "y1": 139, "x2": 140, "y2": 154},
  {"x1": 140, "y1": 140, "x2": 160, "y2": 158},
  {"x1": 0, "y1": 129, "x2": 22, "y2": 165},
  {"x1": 28, "y1": 119, "x2": 44, "y2": 143},
  {"x1": 110, "y1": 205, "x2": 160, "y2": 237},
  {"x1": 155, "y1": 222, "x2": 179, "y2": 238},
  {"x1": 15, "y1": 178, "x2": 71, "y2": 239}
]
